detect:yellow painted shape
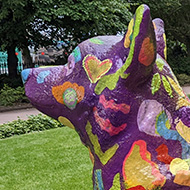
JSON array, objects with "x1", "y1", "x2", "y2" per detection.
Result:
[
  {"x1": 151, "y1": 73, "x2": 161, "y2": 95},
  {"x1": 166, "y1": 76, "x2": 190, "y2": 109},
  {"x1": 176, "y1": 120, "x2": 190, "y2": 143},
  {"x1": 167, "y1": 76, "x2": 184, "y2": 97},
  {"x1": 123, "y1": 144, "x2": 158, "y2": 189},
  {"x1": 156, "y1": 58, "x2": 165, "y2": 71},
  {"x1": 174, "y1": 170, "x2": 190, "y2": 186},
  {"x1": 124, "y1": 18, "x2": 134, "y2": 48},
  {"x1": 109, "y1": 173, "x2": 121, "y2": 190},
  {"x1": 170, "y1": 158, "x2": 189, "y2": 175},
  {"x1": 86, "y1": 121, "x2": 119, "y2": 165},
  {"x1": 162, "y1": 75, "x2": 173, "y2": 98},
  {"x1": 176, "y1": 97, "x2": 190, "y2": 110},
  {"x1": 58, "y1": 116, "x2": 75, "y2": 129},
  {"x1": 88, "y1": 147, "x2": 94, "y2": 164},
  {"x1": 163, "y1": 33, "x2": 167, "y2": 60}
]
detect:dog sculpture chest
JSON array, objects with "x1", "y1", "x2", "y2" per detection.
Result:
[{"x1": 22, "y1": 5, "x2": 190, "y2": 190}]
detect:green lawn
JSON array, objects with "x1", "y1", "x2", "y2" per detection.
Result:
[{"x1": 0, "y1": 127, "x2": 93, "y2": 190}]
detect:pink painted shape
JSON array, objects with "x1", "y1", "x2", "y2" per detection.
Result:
[
  {"x1": 93, "y1": 107, "x2": 127, "y2": 136},
  {"x1": 99, "y1": 95, "x2": 130, "y2": 114}
]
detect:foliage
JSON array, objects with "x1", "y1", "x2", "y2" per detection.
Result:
[
  {"x1": 0, "y1": 0, "x2": 132, "y2": 75},
  {"x1": 168, "y1": 55, "x2": 190, "y2": 76},
  {"x1": 0, "y1": 74, "x2": 23, "y2": 90},
  {"x1": 0, "y1": 114, "x2": 63, "y2": 139},
  {"x1": 0, "y1": 84, "x2": 28, "y2": 106},
  {"x1": 0, "y1": 127, "x2": 92, "y2": 189},
  {"x1": 176, "y1": 74, "x2": 190, "y2": 86}
]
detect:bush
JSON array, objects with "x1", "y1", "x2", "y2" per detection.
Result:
[
  {"x1": 176, "y1": 74, "x2": 190, "y2": 86},
  {"x1": 0, "y1": 114, "x2": 64, "y2": 139},
  {"x1": 0, "y1": 74, "x2": 23, "y2": 90},
  {"x1": 168, "y1": 56, "x2": 190, "y2": 76},
  {"x1": 0, "y1": 84, "x2": 29, "y2": 106}
]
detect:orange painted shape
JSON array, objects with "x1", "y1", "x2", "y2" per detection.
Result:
[
  {"x1": 138, "y1": 37, "x2": 155, "y2": 66},
  {"x1": 156, "y1": 144, "x2": 174, "y2": 164},
  {"x1": 52, "y1": 81, "x2": 85, "y2": 105},
  {"x1": 174, "y1": 170, "x2": 190, "y2": 186}
]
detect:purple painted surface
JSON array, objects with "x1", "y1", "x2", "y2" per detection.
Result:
[{"x1": 22, "y1": 4, "x2": 190, "y2": 190}]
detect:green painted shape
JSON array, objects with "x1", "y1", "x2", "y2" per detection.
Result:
[
  {"x1": 95, "y1": 71, "x2": 130, "y2": 95},
  {"x1": 86, "y1": 121, "x2": 119, "y2": 165},
  {"x1": 89, "y1": 38, "x2": 104, "y2": 45},
  {"x1": 95, "y1": 5, "x2": 144, "y2": 95},
  {"x1": 151, "y1": 73, "x2": 161, "y2": 95},
  {"x1": 162, "y1": 75, "x2": 173, "y2": 98},
  {"x1": 109, "y1": 173, "x2": 121, "y2": 190},
  {"x1": 156, "y1": 58, "x2": 165, "y2": 71}
]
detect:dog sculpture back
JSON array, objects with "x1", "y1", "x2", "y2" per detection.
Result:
[{"x1": 22, "y1": 4, "x2": 190, "y2": 190}]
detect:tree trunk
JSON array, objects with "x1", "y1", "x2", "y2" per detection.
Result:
[
  {"x1": 7, "y1": 45, "x2": 18, "y2": 77},
  {"x1": 186, "y1": 40, "x2": 190, "y2": 58},
  {"x1": 22, "y1": 46, "x2": 33, "y2": 69}
]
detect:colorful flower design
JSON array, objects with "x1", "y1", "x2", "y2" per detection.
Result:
[{"x1": 52, "y1": 81, "x2": 85, "y2": 110}]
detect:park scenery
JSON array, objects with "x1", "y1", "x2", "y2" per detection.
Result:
[{"x1": 0, "y1": 1, "x2": 190, "y2": 190}]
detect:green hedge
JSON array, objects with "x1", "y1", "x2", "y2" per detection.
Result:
[
  {"x1": 0, "y1": 114, "x2": 64, "y2": 139},
  {"x1": 0, "y1": 84, "x2": 29, "y2": 106}
]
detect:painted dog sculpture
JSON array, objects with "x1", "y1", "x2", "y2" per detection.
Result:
[{"x1": 22, "y1": 4, "x2": 190, "y2": 190}]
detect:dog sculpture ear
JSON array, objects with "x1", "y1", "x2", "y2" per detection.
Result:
[
  {"x1": 94, "y1": 4, "x2": 157, "y2": 94},
  {"x1": 153, "y1": 18, "x2": 167, "y2": 60},
  {"x1": 122, "y1": 4, "x2": 157, "y2": 88}
]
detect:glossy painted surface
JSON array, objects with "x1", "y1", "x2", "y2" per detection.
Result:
[{"x1": 22, "y1": 4, "x2": 190, "y2": 190}]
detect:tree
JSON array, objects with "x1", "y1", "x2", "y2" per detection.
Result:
[{"x1": 0, "y1": 0, "x2": 132, "y2": 77}]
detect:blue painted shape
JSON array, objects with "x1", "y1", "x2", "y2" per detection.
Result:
[
  {"x1": 72, "y1": 46, "x2": 81, "y2": 63},
  {"x1": 21, "y1": 69, "x2": 32, "y2": 83},
  {"x1": 37, "y1": 70, "x2": 51, "y2": 84},
  {"x1": 94, "y1": 169, "x2": 104, "y2": 190},
  {"x1": 156, "y1": 111, "x2": 190, "y2": 159}
]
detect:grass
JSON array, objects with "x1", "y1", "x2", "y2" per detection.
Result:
[{"x1": 0, "y1": 127, "x2": 93, "y2": 190}]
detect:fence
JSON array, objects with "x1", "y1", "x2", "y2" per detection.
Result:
[
  {"x1": 0, "y1": 61, "x2": 23, "y2": 75},
  {"x1": 0, "y1": 50, "x2": 23, "y2": 75}
]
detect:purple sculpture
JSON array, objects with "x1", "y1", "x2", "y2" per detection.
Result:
[{"x1": 22, "y1": 4, "x2": 190, "y2": 190}]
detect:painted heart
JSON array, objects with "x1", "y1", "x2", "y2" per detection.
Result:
[{"x1": 83, "y1": 54, "x2": 112, "y2": 83}]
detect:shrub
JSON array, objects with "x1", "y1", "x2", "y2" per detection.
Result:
[
  {"x1": 0, "y1": 74, "x2": 23, "y2": 90},
  {"x1": 168, "y1": 56, "x2": 190, "y2": 76},
  {"x1": 0, "y1": 84, "x2": 29, "y2": 106},
  {"x1": 176, "y1": 74, "x2": 190, "y2": 86},
  {"x1": 0, "y1": 114, "x2": 64, "y2": 139}
]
